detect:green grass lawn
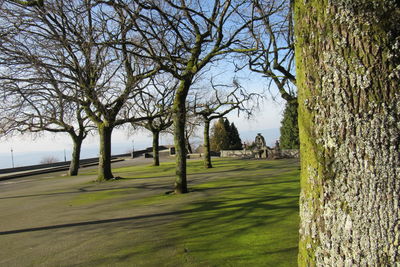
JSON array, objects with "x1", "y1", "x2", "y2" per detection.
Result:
[
  {"x1": 0, "y1": 158, "x2": 299, "y2": 266},
  {"x1": 79, "y1": 158, "x2": 300, "y2": 266},
  {"x1": 179, "y1": 161, "x2": 299, "y2": 266}
]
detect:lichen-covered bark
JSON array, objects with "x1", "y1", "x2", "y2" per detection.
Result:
[
  {"x1": 97, "y1": 123, "x2": 114, "y2": 181},
  {"x1": 294, "y1": 1, "x2": 400, "y2": 266},
  {"x1": 203, "y1": 119, "x2": 212, "y2": 169},
  {"x1": 173, "y1": 81, "x2": 189, "y2": 194},
  {"x1": 68, "y1": 135, "x2": 83, "y2": 176}
]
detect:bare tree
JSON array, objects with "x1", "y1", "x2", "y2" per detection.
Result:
[
  {"x1": 183, "y1": 111, "x2": 202, "y2": 155},
  {"x1": 0, "y1": 3, "x2": 93, "y2": 176},
  {"x1": 192, "y1": 79, "x2": 259, "y2": 168},
  {"x1": 162, "y1": 109, "x2": 202, "y2": 155},
  {"x1": 132, "y1": 75, "x2": 176, "y2": 166},
  {"x1": 0, "y1": 1, "x2": 160, "y2": 181},
  {"x1": 0, "y1": 79, "x2": 92, "y2": 176},
  {"x1": 104, "y1": 0, "x2": 261, "y2": 193},
  {"x1": 244, "y1": 0, "x2": 296, "y2": 103}
]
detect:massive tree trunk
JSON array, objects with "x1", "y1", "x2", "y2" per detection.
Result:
[
  {"x1": 97, "y1": 123, "x2": 114, "y2": 181},
  {"x1": 152, "y1": 130, "x2": 160, "y2": 166},
  {"x1": 173, "y1": 81, "x2": 189, "y2": 194},
  {"x1": 203, "y1": 119, "x2": 212, "y2": 168},
  {"x1": 68, "y1": 134, "x2": 83, "y2": 176},
  {"x1": 295, "y1": 1, "x2": 400, "y2": 266}
]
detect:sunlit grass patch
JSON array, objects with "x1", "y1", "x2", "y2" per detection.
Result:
[
  {"x1": 65, "y1": 158, "x2": 299, "y2": 266},
  {"x1": 166, "y1": 159, "x2": 300, "y2": 266}
]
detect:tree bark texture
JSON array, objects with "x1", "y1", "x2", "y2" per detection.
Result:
[
  {"x1": 97, "y1": 124, "x2": 114, "y2": 181},
  {"x1": 295, "y1": 1, "x2": 400, "y2": 266},
  {"x1": 68, "y1": 135, "x2": 83, "y2": 176},
  {"x1": 203, "y1": 120, "x2": 212, "y2": 168},
  {"x1": 152, "y1": 130, "x2": 160, "y2": 166},
  {"x1": 173, "y1": 82, "x2": 189, "y2": 194}
]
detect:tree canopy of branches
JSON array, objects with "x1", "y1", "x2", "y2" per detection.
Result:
[
  {"x1": 105, "y1": 0, "x2": 259, "y2": 193},
  {"x1": 245, "y1": 0, "x2": 296, "y2": 104},
  {"x1": 0, "y1": 0, "x2": 160, "y2": 181},
  {"x1": 0, "y1": 81, "x2": 92, "y2": 175},
  {"x1": 132, "y1": 75, "x2": 176, "y2": 166},
  {"x1": 0, "y1": 1, "x2": 95, "y2": 175},
  {"x1": 192, "y1": 79, "x2": 256, "y2": 168}
]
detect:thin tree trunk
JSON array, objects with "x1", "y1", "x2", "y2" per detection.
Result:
[
  {"x1": 173, "y1": 82, "x2": 189, "y2": 194},
  {"x1": 97, "y1": 123, "x2": 114, "y2": 181},
  {"x1": 295, "y1": 1, "x2": 400, "y2": 266},
  {"x1": 203, "y1": 119, "x2": 212, "y2": 168},
  {"x1": 68, "y1": 135, "x2": 82, "y2": 176},
  {"x1": 186, "y1": 137, "x2": 193, "y2": 154},
  {"x1": 152, "y1": 130, "x2": 160, "y2": 166}
]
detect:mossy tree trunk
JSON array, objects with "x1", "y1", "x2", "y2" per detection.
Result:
[
  {"x1": 68, "y1": 134, "x2": 83, "y2": 176},
  {"x1": 97, "y1": 123, "x2": 114, "y2": 181},
  {"x1": 173, "y1": 81, "x2": 189, "y2": 194},
  {"x1": 294, "y1": 1, "x2": 400, "y2": 266},
  {"x1": 203, "y1": 119, "x2": 212, "y2": 169},
  {"x1": 152, "y1": 130, "x2": 160, "y2": 166}
]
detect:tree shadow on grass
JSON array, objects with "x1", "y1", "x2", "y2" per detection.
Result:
[
  {"x1": 0, "y1": 186, "x2": 139, "y2": 200},
  {"x1": 0, "y1": 210, "x2": 183, "y2": 236},
  {"x1": 191, "y1": 179, "x2": 299, "y2": 192},
  {"x1": 180, "y1": 194, "x2": 298, "y2": 231},
  {"x1": 169, "y1": 171, "x2": 300, "y2": 265}
]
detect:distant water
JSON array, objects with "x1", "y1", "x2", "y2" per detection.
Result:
[{"x1": 0, "y1": 142, "x2": 142, "y2": 169}]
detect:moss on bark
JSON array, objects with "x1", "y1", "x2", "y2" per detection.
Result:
[
  {"x1": 173, "y1": 81, "x2": 189, "y2": 194},
  {"x1": 295, "y1": 0, "x2": 400, "y2": 265}
]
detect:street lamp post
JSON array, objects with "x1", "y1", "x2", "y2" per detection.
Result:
[
  {"x1": 131, "y1": 140, "x2": 135, "y2": 158},
  {"x1": 10, "y1": 148, "x2": 14, "y2": 168}
]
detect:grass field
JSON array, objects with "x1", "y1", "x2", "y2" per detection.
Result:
[{"x1": 0, "y1": 158, "x2": 300, "y2": 266}]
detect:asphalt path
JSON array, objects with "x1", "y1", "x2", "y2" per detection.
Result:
[{"x1": 0, "y1": 156, "x2": 189, "y2": 266}]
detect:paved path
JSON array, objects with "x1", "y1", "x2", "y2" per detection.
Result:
[
  {"x1": 0, "y1": 156, "x2": 202, "y2": 266},
  {"x1": 0, "y1": 157, "x2": 133, "y2": 181},
  {"x1": 0, "y1": 157, "x2": 300, "y2": 266}
]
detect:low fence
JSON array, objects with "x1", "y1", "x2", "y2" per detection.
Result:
[
  {"x1": 220, "y1": 150, "x2": 254, "y2": 158},
  {"x1": 0, "y1": 153, "x2": 131, "y2": 175},
  {"x1": 220, "y1": 149, "x2": 299, "y2": 159},
  {"x1": 281, "y1": 149, "x2": 300, "y2": 158},
  {"x1": 0, "y1": 157, "x2": 97, "y2": 174}
]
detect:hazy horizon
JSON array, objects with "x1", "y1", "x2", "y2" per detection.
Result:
[{"x1": 0, "y1": 127, "x2": 280, "y2": 169}]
